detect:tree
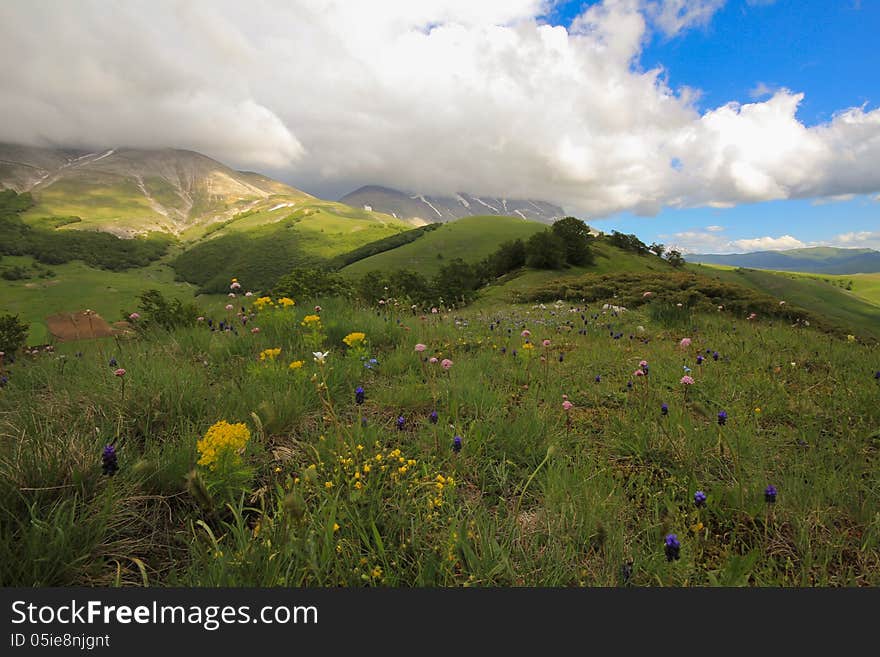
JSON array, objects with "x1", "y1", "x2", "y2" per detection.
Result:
[
  {"x1": 481, "y1": 239, "x2": 527, "y2": 280},
  {"x1": 665, "y1": 249, "x2": 685, "y2": 268},
  {"x1": 551, "y1": 216, "x2": 594, "y2": 266},
  {"x1": 433, "y1": 258, "x2": 479, "y2": 303},
  {"x1": 525, "y1": 230, "x2": 566, "y2": 270},
  {"x1": 649, "y1": 242, "x2": 666, "y2": 258},
  {"x1": 0, "y1": 313, "x2": 29, "y2": 354},
  {"x1": 274, "y1": 267, "x2": 352, "y2": 300}
]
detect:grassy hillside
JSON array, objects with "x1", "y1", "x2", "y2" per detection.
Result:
[
  {"x1": 341, "y1": 215, "x2": 547, "y2": 277},
  {"x1": 691, "y1": 264, "x2": 880, "y2": 339},
  {"x1": 1, "y1": 297, "x2": 877, "y2": 586},
  {"x1": 0, "y1": 255, "x2": 196, "y2": 344}
]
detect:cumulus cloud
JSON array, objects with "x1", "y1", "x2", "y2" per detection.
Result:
[
  {"x1": 832, "y1": 230, "x2": 880, "y2": 249},
  {"x1": 0, "y1": 0, "x2": 878, "y2": 217},
  {"x1": 705, "y1": 225, "x2": 725, "y2": 231},
  {"x1": 667, "y1": 230, "x2": 807, "y2": 253},
  {"x1": 730, "y1": 235, "x2": 806, "y2": 251}
]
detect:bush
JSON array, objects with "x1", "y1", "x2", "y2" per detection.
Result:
[
  {"x1": 274, "y1": 268, "x2": 353, "y2": 301},
  {"x1": 0, "y1": 313, "x2": 29, "y2": 355},
  {"x1": 525, "y1": 230, "x2": 566, "y2": 270},
  {"x1": 134, "y1": 290, "x2": 200, "y2": 331}
]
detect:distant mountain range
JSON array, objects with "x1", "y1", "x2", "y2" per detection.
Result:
[
  {"x1": 689, "y1": 247, "x2": 880, "y2": 274},
  {"x1": 339, "y1": 185, "x2": 564, "y2": 224}
]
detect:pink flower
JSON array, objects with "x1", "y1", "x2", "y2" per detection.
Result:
[
  {"x1": 225, "y1": 304, "x2": 234, "y2": 311},
  {"x1": 114, "y1": 368, "x2": 126, "y2": 377},
  {"x1": 634, "y1": 369, "x2": 645, "y2": 377},
  {"x1": 562, "y1": 400, "x2": 573, "y2": 411},
  {"x1": 197, "y1": 316, "x2": 205, "y2": 322},
  {"x1": 542, "y1": 339, "x2": 551, "y2": 347},
  {"x1": 441, "y1": 358, "x2": 453, "y2": 370},
  {"x1": 228, "y1": 292, "x2": 236, "y2": 298},
  {"x1": 128, "y1": 312, "x2": 140, "y2": 320},
  {"x1": 429, "y1": 357, "x2": 438, "y2": 364},
  {"x1": 431, "y1": 307, "x2": 438, "y2": 314},
  {"x1": 251, "y1": 327, "x2": 261, "y2": 334},
  {"x1": 414, "y1": 343, "x2": 427, "y2": 352},
  {"x1": 245, "y1": 291, "x2": 253, "y2": 297},
  {"x1": 521, "y1": 330, "x2": 531, "y2": 338},
  {"x1": 230, "y1": 281, "x2": 241, "y2": 290},
  {"x1": 679, "y1": 338, "x2": 692, "y2": 349},
  {"x1": 643, "y1": 291, "x2": 652, "y2": 297},
  {"x1": 680, "y1": 375, "x2": 695, "y2": 385},
  {"x1": 639, "y1": 360, "x2": 648, "y2": 368},
  {"x1": 747, "y1": 313, "x2": 757, "y2": 320},
  {"x1": 314, "y1": 306, "x2": 322, "y2": 312}
]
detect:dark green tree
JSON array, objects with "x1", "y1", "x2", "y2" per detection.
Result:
[
  {"x1": 551, "y1": 216, "x2": 594, "y2": 266},
  {"x1": 665, "y1": 249, "x2": 685, "y2": 268},
  {"x1": 0, "y1": 313, "x2": 29, "y2": 354},
  {"x1": 525, "y1": 230, "x2": 566, "y2": 270}
]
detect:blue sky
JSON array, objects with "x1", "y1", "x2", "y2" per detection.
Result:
[{"x1": 545, "y1": 0, "x2": 880, "y2": 252}]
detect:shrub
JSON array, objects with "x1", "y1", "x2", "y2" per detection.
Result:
[{"x1": 0, "y1": 313, "x2": 29, "y2": 355}]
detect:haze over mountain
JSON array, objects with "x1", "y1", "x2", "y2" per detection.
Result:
[
  {"x1": 0, "y1": 143, "x2": 314, "y2": 236},
  {"x1": 339, "y1": 185, "x2": 563, "y2": 225},
  {"x1": 690, "y1": 247, "x2": 880, "y2": 275}
]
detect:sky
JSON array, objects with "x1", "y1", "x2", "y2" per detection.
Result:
[{"x1": 0, "y1": 0, "x2": 878, "y2": 253}]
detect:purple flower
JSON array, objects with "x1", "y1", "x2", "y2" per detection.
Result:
[
  {"x1": 664, "y1": 534, "x2": 680, "y2": 562},
  {"x1": 108, "y1": 357, "x2": 117, "y2": 368},
  {"x1": 429, "y1": 410, "x2": 439, "y2": 424},
  {"x1": 696, "y1": 355, "x2": 704, "y2": 365},
  {"x1": 765, "y1": 484, "x2": 777, "y2": 504},
  {"x1": 0, "y1": 375, "x2": 8, "y2": 388},
  {"x1": 452, "y1": 436, "x2": 462, "y2": 453},
  {"x1": 102, "y1": 444, "x2": 119, "y2": 476},
  {"x1": 595, "y1": 375, "x2": 601, "y2": 383},
  {"x1": 717, "y1": 410, "x2": 728, "y2": 426},
  {"x1": 713, "y1": 351, "x2": 719, "y2": 361},
  {"x1": 694, "y1": 491, "x2": 707, "y2": 508},
  {"x1": 396, "y1": 416, "x2": 405, "y2": 431},
  {"x1": 355, "y1": 386, "x2": 365, "y2": 405},
  {"x1": 661, "y1": 403, "x2": 668, "y2": 416}
]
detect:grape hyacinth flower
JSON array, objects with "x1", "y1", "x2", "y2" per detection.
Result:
[
  {"x1": 764, "y1": 485, "x2": 778, "y2": 504},
  {"x1": 697, "y1": 355, "x2": 704, "y2": 365},
  {"x1": 717, "y1": 410, "x2": 728, "y2": 426},
  {"x1": 713, "y1": 351, "x2": 720, "y2": 361},
  {"x1": 396, "y1": 416, "x2": 405, "y2": 431},
  {"x1": 595, "y1": 375, "x2": 601, "y2": 383},
  {"x1": 661, "y1": 403, "x2": 668, "y2": 416},
  {"x1": 355, "y1": 386, "x2": 365, "y2": 405},
  {"x1": 109, "y1": 357, "x2": 117, "y2": 368},
  {"x1": 429, "y1": 410, "x2": 438, "y2": 424},
  {"x1": 102, "y1": 444, "x2": 119, "y2": 477},
  {"x1": 452, "y1": 436, "x2": 462, "y2": 453},
  {"x1": 664, "y1": 534, "x2": 681, "y2": 562},
  {"x1": 694, "y1": 491, "x2": 707, "y2": 508}
]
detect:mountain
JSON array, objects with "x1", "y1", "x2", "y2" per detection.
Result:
[
  {"x1": 689, "y1": 247, "x2": 880, "y2": 274},
  {"x1": 0, "y1": 143, "x2": 317, "y2": 236},
  {"x1": 338, "y1": 185, "x2": 564, "y2": 224}
]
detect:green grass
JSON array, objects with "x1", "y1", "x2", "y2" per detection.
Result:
[
  {"x1": 692, "y1": 264, "x2": 880, "y2": 339},
  {"x1": 341, "y1": 215, "x2": 547, "y2": 277},
  {"x1": 0, "y1": 255, "x2": 197, "y2": 344},
  {"x1": 1, "y1": 295, "x2": 877, "y2": 586}
]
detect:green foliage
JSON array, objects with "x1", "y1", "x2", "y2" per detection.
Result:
[
  {"x1": 329, "y1": 223, "x2": 440, "y2": 269},
  {"x1": 0, "y1": 313, "x2": 29, "y2": 354},
  {"x1": 607, "y1": 230, "x2": 650, "y2": 255},
  {"x1": 525, "y1": 230, "x2": 567, "y2": 270},
  {"x1": 274, "y1": 268, "x2": 353, "y2": 301},
  {"x1": 434, "y1": 258, "x2": 480, "y2": 304},
  {"x1": 666, "y1": 249, "x2": 685, "y2": 268},
  {"x1": 135, "y1": 289, "x2": 200, "y2": 331},
  {"x1": 551, "y1": 216, "x2": 595, "y2": 266}
]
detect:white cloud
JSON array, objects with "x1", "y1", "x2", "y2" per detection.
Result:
[
  {"x1": 749, "y1": 82, "x2": 777, "y2": 99},
  {"x1": 730, "y1": 235, "x2": 806, "y2": 251},
  {"x1": 831, "y1": 230, "x2": 880, "y2": 249},
  {"x1": 669, "y1": 230, "x2": 806, "y2": 253},
  {"x1": 705, "y1": 225, "x2": 725, "y2": 231},
  {"x1": 0, "y1": 0, "x2": 878, "y2": 217}
]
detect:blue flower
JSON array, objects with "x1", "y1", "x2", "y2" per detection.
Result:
[
  {"x1": 661, "y1": 403, "x2": 668, "y2": 416},
  {"x1": 109, "y1": 357, "x2": 117, "y2": 368},
  {"x1": 595, "y1": 375, "x2": 601, "y2": 383},
  {"x1": 396, "y1": 416, "x2": 405, "y2": 431},
  {"x1": 355, "y1": 386, "x2": 365, "y2": 405},
  {"x1": 102, "y1": 444, "x2": 119, "y2": 476},
  {"x1": 717, "y1": 410, "x2": 728, "y2": 426},
  {"x1": 664, "y1": 534, "x2": 680, "y2": 562},
  {"x1": 452, "y1": 436, "x2": 462, "y2": 453},
  {"x1": 764, "y1": 484, "x2": 777, "y2": 504},
  {"x1": 694, "y1": 491, "x2": 707, "y2": 508},
  {"x1": 713, "y1": 351, "x2": 720, "y2": 361},
  {"x1": 429, "y1": 410, "x2": 439, "y2": 424}
]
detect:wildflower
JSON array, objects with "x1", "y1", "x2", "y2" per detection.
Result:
[
  {"x1": 639, "y1": 360, "x2": 648, "y2": 369},
  {"x1": 542, "y1": 339, "x2": 551, "y2": 347},
  {"x1": 521, "y1": 330, "x2": 531, "y2": 338},
  {"x1": 251, "y1": 327, "x2": 261, "y2": 334},
  {"x1": 452, "y1": 436, "x2": 462, "y2": 453},
  {"x1": 643, "y1": 291, "x2": 652, "y2": 297},
  {"x1": 718, "y1": 410, "x2": 728, "y2": 426},
  {"x1": 288, "y1": 360, "x2": 304, "y2": 370},
  {"x1": 429, "y1": 356, "x2": 438, "y2": 364},
  {"x1": 664, "y1": 534, "x2": 681, "y2": 562},
  {"x1": 559, "y1": 353, "x2": 564, "y2": 362},
  {"x1": 679, "y1": 338, "x2": 692, "y2": 349},
  {"x1": 755, "y1": 407, "x2": 761, "y2": 413},
  {"x1": 441, "y1": 358, "x2": 453, "y2": 370},
  {"x1": 109, "y1": 357, "x2": 117, "y2": 368},
  {"x1": 696, "y1": 355, "x2": 704, "y2": 365},
  {"x1": 680, "y1": 375, "x2": 695, "y2": 385},
  {"x1": 847, "y1": 335, "x2": 855, "y2": 342},
  {"x1": 355, "y1": 386, "x2": 365, "y2": 405},
  {"x1": 633, "y1": 369, "x2": 645, "y2": 377},
  {"x1": 277, "y1": 297, "x2": 295, "y2": 308},
  {"x1": 694, "y1": 491, "x2": 707, "y2": 508},
  {"x1": 429, "y1": 410, "x2": 439, "y2": 424},
  {"x1": 102, "y1": 444, "x2": 119, "y2": 476},
  {"x1": 713, "y1": 351, "x2": 719, "y2": 361},
  {"x1": 595, "y1": 375, "x2": 601, "y2": 383},
  {"x1": 314, "y1": 305, "x2": 322, "y2": 313},
  {"x1": 225, "y1": 304, "x2": 234, "y2": 311},
  {"x1": 313, "y1": 351, "x2": 329, "y2": 364},
  {"x1": 875, "y1": 371, "x2": 880, "y2": 380},
  {"x1": 562, "y1": 400, "x2": 573, "y2": 411},
  {"x1": 197, "y1": 316, "x2": 205, "y2": 322},
  {"x1": 683, "y1": 366, "x2": 692, "y2": 374},
  {"x1": 197, "y1": 420, "x2": 251, "y2": 470},
  {"x1": 661, "y1": 403, "x2": 668, "y2": 415},
  {"x1": 414, "y1": 343, "x2": 427, "y2": 352},
  {"x1": 245, "y1": 292, "x2": 253, "y2": 297},
  {"x1": 764, "y1": 485, "x2": 778, "y2": 504},
  {"x1": 343, "y1": 332, "x2": 366, "y2": 348},
  {"x1": 747, "y1": 313, "x2": 757, "y2": 320},
  {"x1": 128, "y1": 312, "x2": 140, "y2": 321},
  {"x1": 259, "y1": 348, "x2": 281, "y2": 361},
  {"x1": 301, "y1": 314, "x2": 322, "y2": 327},
  {"x1": 114, "y1": 368, "x2": 126, "y2": 377},
  {"x1": 396, "y1": 416, "x2": 405, "y2": 430},
  {"x1": 0, "y1": 376, "x2": 7, "y2": 388},
  {"x1": 230, "y1": 281, "x2": 241, "y2": 290}
]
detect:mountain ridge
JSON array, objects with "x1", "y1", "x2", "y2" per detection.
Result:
[{"x1": 689, "y1": 246, "x2": 880, "y2": 274}]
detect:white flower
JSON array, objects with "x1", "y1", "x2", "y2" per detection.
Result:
[{"x1": 313, "y1": 351, "x2": 330, "y2": 364}]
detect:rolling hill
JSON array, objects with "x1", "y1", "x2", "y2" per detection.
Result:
[
  {"x1": 688, "y1": 246, "x2": 880, "y2": 274},
  {"x1": 339, "y1": 185, "x2": 564, "y2": 224}
]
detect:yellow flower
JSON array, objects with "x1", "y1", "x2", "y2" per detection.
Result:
[
  {"x1": 522, "y1": 342, "x2": 534, "y2": 350},
  {"x1": 197, "y1": 420, "x2": 251, "y2": 470},
  {"x1": 755, "y1": 407, "x2": 762, "y2": 413},
  {"x1": 324, "y1": 481, "x2": 334, "y2": 489},
  {"x1": 371, "y1": 566, "x2": 383, "y2": 579},
  {"x1": 288, "y1": 360, "x2": 304, "y2": 370},
  {"x1": 260, "y1": 347, "x2": 281, "y2": 361},
  {"x1": 253, "y1": 296, "x2": 274, "y2": 311},
  {"x1": 333, "y1": 523, "x2": 340, "y2": 532},
  {"x1": 847, "y1": 334, "x2": 856, "y2": 342},
  {"x1": 690, "y1": 521, "x2": 704, "y2": 533},
  {"x1": 343, "y1": 332, "x2": 366, "y2": 347},
  {"x1": 277, "y1": 297, "x2": 295, "y2": 308},
  {"x1": 301, "y1": 314, "x2": 321, "y2": 326}
]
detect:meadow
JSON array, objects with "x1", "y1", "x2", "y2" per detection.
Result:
[{"x1": 1, "y1": 288, "x2": 878, "y2": 587}]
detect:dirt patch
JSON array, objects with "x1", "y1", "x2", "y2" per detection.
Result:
[{"x1": 46, "y1": 311, "x2": 117, "y2": 341}]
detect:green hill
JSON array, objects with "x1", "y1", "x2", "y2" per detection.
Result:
[
  {"x1": 341, "y1": 215, "x2": 547, "y2": 276},
  {"x1": 691, "y1": 263, "x2": 880, "y2": 339},
  {"x1": 689, "y1": 246, "x2": 880, "y2": 274}
]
